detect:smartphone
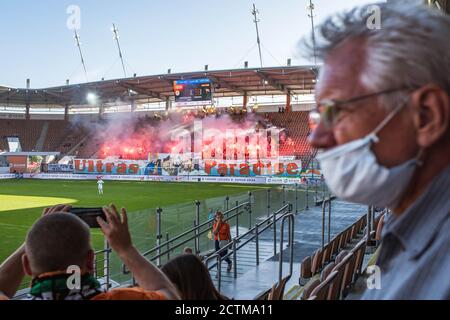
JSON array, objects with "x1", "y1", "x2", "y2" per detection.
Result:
[{"x1": 70, "y1": 207, "x2": 106, "y2": 228}]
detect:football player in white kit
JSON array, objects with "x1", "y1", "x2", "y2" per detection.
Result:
[{"x1": 97, "y1": 178, "x2": 104, "y2": 195}]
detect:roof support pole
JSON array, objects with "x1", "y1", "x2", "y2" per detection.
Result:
[
  {"x1": 99, "y1": 104, "x2": 105, "y2": 119},
  {"x1": 165, "y1": 98, "x2": 172, "y2": 111},
  {"x1": 243, "y1": 91, "x2": 248, "y2": 110},
  {"x1": 25, "y1": 104, "x2": 30, "y2": 120},
  {"x1": 64, "y1": 104, "x2": 69, "y2": 121},
  {"x1": 286, "y1": 90, "x2": 291, "y2": 113}
]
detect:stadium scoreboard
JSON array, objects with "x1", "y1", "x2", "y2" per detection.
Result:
[{"x1": 173, "y1": 78, "x2": 212, "y2": 106}]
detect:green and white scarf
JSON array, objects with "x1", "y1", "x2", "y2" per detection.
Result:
[{"x1": 28, "y1": 273, "x2": 103, "y2": 300}]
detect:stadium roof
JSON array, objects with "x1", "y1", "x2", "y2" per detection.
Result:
[
  {"x1": 0, "y1": 66, "x2": 318, "y2": 107},
  {"x1": 0, "y1": 152, "x2": 60, "y2": 156}
]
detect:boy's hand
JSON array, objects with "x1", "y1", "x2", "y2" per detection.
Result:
[
  {"x1": 42, "y1": 204, "x2": 72, "y2": 217},
  {"x1": 97, "y1": 204, "x2": 133, "y2": 255}
]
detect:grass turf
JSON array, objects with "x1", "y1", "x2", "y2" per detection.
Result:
[{"x1": 0, "y1": 179, "x2": 271, "y2": 264}]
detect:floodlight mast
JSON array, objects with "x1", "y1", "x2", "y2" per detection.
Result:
[
  {"x1": 112, "y1": 23, "x2": 127, "y2": 78},
  {"x1": 307, "y1": 0, "x2": 317, "y2": 66},
  {"x1": 251, "y1": 3, "x2": 263, "y2": 68},
  {"x1": 74, "y1": 29, "x2": 89, "y2": 82}
]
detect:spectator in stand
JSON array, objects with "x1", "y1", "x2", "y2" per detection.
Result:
[
  {"x1": 307, "y1": 3, "x2": 450, "y2": 299},
  {"x1": 161, "y1": 254, "x2": 228, "y2": 300},
  {"x1": 0, "y1": 204, "x2": 179, "y2": 300}
]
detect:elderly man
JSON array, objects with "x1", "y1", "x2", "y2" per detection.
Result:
[{"x1": 307, "y1": 3, "x2": 450, "y2": 299}]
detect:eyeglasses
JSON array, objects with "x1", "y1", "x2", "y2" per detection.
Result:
[{"x1": 309, "y1": 87, "x2": 410, "y2": 129}]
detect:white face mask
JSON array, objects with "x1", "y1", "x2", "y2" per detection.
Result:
[{"x1": 316, "y1": 101, "x2": 420, "y2": 208}]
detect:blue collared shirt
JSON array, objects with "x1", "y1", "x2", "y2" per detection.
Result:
[{"x1": 362, "y1": 165, "x2": 450, "y2": 300}]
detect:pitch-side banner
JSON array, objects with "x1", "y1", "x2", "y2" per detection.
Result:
[
  {"x1": 23, "y1": 173, "x2": 189, "y2": 182},
  {"x1": 20, "y1": 173, "x2": 316, "y2": 185},
  {"x1": 22, "y1": 173, "x2": 268, "y2": 184},
  {"x1": 0, "y1": 174, "x2": 15, "y2": 179}
]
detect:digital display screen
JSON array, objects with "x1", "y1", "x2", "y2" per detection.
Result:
[{"x1": 173, "y1": 78, "x2": 212, "y2": 106}]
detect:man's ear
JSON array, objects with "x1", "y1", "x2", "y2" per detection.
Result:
[
  {"x1": 86, "y1": 249, "x2": 95, "y2": 273},
  {"x1": 411, "y1": 85, "x2": 450, "y2": 148},
  {"x1": 22, "y1": 254, "x2": 33, "y2": 277}
]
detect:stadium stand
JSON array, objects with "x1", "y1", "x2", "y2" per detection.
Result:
[
  {"x1": 1, "y1": 110, "x2": 316, "y2": 167},
  {"x1": 268, "y1": 111, "x2": 315, "y2": 167},
  {"x1": 0, "y1": 120, "x2": 46, "y2": 151}
]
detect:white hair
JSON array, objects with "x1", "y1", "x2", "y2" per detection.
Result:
[{"x1": 304, "y1": 2, "x2": 450, "y2": 108}]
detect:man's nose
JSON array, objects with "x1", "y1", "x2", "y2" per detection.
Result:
[{"x1": 308, "y1": 121, "x2": 337, "y2": 149}]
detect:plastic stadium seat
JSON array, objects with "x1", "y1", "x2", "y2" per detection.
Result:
[
  {"x1": 335, "y1": 250, "x2": 349, "y2": 265},
  {"x1": 351, "y1": 239, "x2": 367, "y2": 283},
  {"x1": 375, "y1": 214, "x2": 386, "y2": 241},
  {"x1": 345, "y1": 228, "x2": 352, "y2": 245},
  {"x1": 310, "y1": 271, "x2": 339, "y2": 300},
  {"x1": 321, "y1": 243, "x2": 331, "y2": 266},
  {"x1": 330, "y1": 235, "x2": 341, "y2": 258},
  {"x1": 320, "y1": 262, "x2": 336, "y2": 283},
  {"x1": 268, "y1": 275, "x2": 291, "y2": 300},
  {"x1": 311, "y1": 248, "x2": 323, "y2": 274},
  {"x1": 302, "y1": 279, "x2": 321, "y2": 300},
  {"x1": 351, "y1": 224, "x2": 358, "y2": 239},
  {"x1": 300, "y1": 256, "x2": 312, "y2": 285},
  {"x1": 341, "y1": 252, "x2": 357, "y2": 298},
  {"x1": 254, "y1": 288, "x2": 272, "y2": 300},
  {"x1": 331, "y1": 253, "x2": 353, "y2": 300},
  {"x1": 338, "y1": 233, "x2": 346, "y2": 251}
]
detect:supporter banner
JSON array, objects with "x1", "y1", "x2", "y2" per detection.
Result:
[
  {"x1": 74, "y1": 159, "x2": 162, "y2": 175},
  {"x1": 73, "y1": 158, "x2": 304, "y2": 178},
  {"x1": 203, "y1": 160, "x2": 302, "y2": 177}
]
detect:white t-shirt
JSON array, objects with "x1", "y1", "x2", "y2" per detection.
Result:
[{"x1": 97, "y1": 180, "x2": 104, "y2": 188}]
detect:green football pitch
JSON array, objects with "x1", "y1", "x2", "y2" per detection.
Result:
[{"x1": 0, "y1": 179, "x2": 274, "y2": 265}]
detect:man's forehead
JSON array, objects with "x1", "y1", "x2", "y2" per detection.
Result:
[{"x1": 315, "y1": 39, "x2": 368, "y2": 101}]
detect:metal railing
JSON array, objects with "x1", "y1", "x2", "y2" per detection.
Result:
[
  {"x1": 120, "y1": 183, "x2": 327, "y2": 285},
  {"x1": 322, "y1": 197, "x2": 332, "y2": 249},
  {"x1": 122, "y1": 200, "x2": 251, "y2": 275},
  {"x1": 278, "y1": 212, "x2": 295, "y2": 284},
  {"x1": 93, "y1": 239, "x2": 112, "y2": 290},
  {"x1": 204, "y1": 203, "x2": 294, "y2": 292}
]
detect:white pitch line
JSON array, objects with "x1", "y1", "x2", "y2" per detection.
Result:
[{"x1": 0, "y1": 222, "x2": 30, "y2": 230}]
